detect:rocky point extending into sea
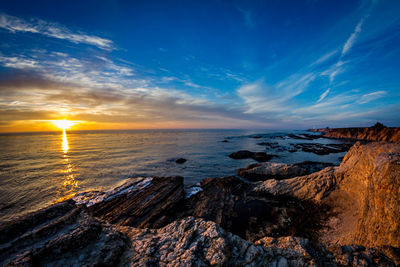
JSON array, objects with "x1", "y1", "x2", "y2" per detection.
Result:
[{"x1": 1, "y1": 125, "x2": 399, "y2": 266}]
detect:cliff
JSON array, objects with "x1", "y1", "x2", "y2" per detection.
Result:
[
  {"x1": 254, "y1": 142, "x2": 400, "y2": 248},
  {"x1": 322, "y1": 126, "x2": 400, "y2": 143}
]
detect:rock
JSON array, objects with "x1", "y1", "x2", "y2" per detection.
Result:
[
  {"x1": 253, "y1": 142, "x2": 400, "y2": 248},
  {"x1": 175, "y1": 158, "x2": 187, "y2": 164},
  {"x1": 229, "y1": 150, "x2": 276, "y2": 162},
  {"x1": 238, "y1": 161, "x2": 334, "y2": 181},
  {"x1": 293, "y1": 143, "x2": 353, "y2": 155},
  {"x1": 171, "y1": 176, "x2": 327, "y2": 243},
  {"x1": 87, "y1": 176, "x2": 185, "y2": 228},
  {"x1": 0, "y1": 200, "x2": 127, "y2": 266},
  {"x1": 221, "y1": 139, "x2": 229, "y2": 143},
  {"x1": 322, "y1": 126, "x2": 400, "y2": 143}
]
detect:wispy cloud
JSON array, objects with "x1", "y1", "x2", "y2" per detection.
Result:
[
  {"x1": 317, "y1": 88, "x2": 330, "y2": 103},
  {"x1": 0, "y1": 13, "x2": 114, "y2": 50},
  {"x1": 357, "y1": 90, "x2": 386, "y2": 104},
  {"x1": 341, "y1": 18, "x2": 364, "y2": 56}
]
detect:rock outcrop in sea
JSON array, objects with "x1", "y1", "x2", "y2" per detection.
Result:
[{"x1": 1, "y1": 142, "x2": 399, "y2": 266}]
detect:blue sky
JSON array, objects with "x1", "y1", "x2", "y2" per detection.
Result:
[{"x1": 0, "y1": 0, "x2": 400, "y2": 131}]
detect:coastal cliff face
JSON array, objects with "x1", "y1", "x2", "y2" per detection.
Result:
[
  {"x1": 323, "y1": 127, "x2": 400, "y2": 143},
  {"x1": 254, "y1": 142, "x2": 400, "y2": 248},
  {"x1": 1, "y1": 142, "x2": 399, "y2": 266}
]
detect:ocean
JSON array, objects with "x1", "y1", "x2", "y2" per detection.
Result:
[{"x1": 0, "y1": 129, "x2": 348, "y2": 222}]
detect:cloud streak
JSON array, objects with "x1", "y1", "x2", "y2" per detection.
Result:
[{"x1": 0, "y1": 13, "x2": 114, "y2": 50}]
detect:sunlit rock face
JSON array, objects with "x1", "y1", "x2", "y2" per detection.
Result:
[
  {"x1": 323, "y1": 126, "x2": 400, "y2": 143},
  {"x1": 254, "y1": 142, "x2": 400, "y2": 248}
]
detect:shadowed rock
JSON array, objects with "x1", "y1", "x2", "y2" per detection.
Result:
[
  {"x1": 175, "y1": 158, "x2": 187, "y2": 164},
  {"x1": 238, "y1": 161, "x2": 334, "y2": 181},
  {"x1": 88, "y1": 176, "x2": 185, "y2": 228},
  {"x1": 229, "y1": 150, "x2": 276, "y2": 162},
  {"x1": 292, "y1": 143, "x2": 353, "y2": 155}
]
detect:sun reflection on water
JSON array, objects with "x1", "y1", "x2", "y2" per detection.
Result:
[{"x1": 56, "y1": 129, "x2": 79, "y2": 202}]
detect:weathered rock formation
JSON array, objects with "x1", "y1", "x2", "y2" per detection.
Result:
[
  {"x1": 238, "y1": 161, "x2": 334, "y2": 181},
  {"x1": 253, "y1": 142, "x2": 400, "y2": 248},
  {"x1": 321, "y1": 126, "x2": 400, "y2": 143}
]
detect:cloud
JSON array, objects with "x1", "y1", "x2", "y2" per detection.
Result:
[
  {"x1": 341, "y1": 18, "x2": 364, "y2": 56},
  {"x1": 0, "y1": 13, "x2": 114, "y2": 50},
  {"x1": 357, "y1": 90, "x2": 386, "y2": 104},
  {"x1": 317, "y1": 88, "x2": 330, "y2": 103}
]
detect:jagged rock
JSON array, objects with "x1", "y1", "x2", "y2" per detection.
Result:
[
  {"x1": 238, "y1": 161, "x2": 334, "y2": 181},
  {"x1": 253, "y1": 142, "x2": 400, "y2": 248},
  {"x1": 0, "y1": 200, "x2": 127, "y2": 266},
  {"x1": 118, "y1": 217, "x2": 323, "y2": 266},
  {"x1": 229, "y1": 150, "x2": 276, "y2": 162},
  {"x1": 173, "y1": 176, "x2": 326, "y2": 243},
  {"x1": 322, "y1": 126, "x2": 400, "y2": 143},
  {"x1": 80, "y1": 176, "x2": 185, "y2": 228}
]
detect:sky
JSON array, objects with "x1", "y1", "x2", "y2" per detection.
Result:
[{"x1": 0, "y1": 0, "x2": 400, "y2": 132}]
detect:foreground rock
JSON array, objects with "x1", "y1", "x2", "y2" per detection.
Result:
[
  {"x1": 229, "y1": 150, "x2": 276, "y2": 162},
  {"x1": 318, "y1": 124, "x2": 400, "y2": 143},
  {"x1": 238, "y1": 161, "x2": 334, "y2": 181},
  {"x1": 171, "y1": 176, "x2": 326, "y2": 243},
  {"x1": 253, "y1": 142, "x2": 400, "y2": 248},
  {"x1": 76, "y1": 176, "x2": 185, "y2": 228}
]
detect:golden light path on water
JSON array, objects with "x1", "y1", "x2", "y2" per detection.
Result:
[{"x1": 57, "y1": 129, "x2": 78, "y2": 201}]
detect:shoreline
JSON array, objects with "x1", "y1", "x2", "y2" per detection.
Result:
[{"x1": 1, "y1": 127, "x2": 399, "y2": 265}]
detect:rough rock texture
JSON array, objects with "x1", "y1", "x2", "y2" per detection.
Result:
[
  {"x1": 238, "y1": 161, "x2": 334, "y2": 181},
  {"x1": 253, "y1": 142, "x2": 400, "y2": 248},
  {"x1": 0, "y1": 200, "x2": 127, "y2": 266},
  {"x1": 173, "y1": 176, "x2": 326, "y2": 243},
  {"x1": 323, "y1": 127, "x2": 400, "y2": 143},
  {"x1": 88, "y1": 176, "x2": 185, "y2": 228}
]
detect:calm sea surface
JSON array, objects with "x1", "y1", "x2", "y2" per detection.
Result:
[{"x1": 0, "y1": 129, "x2": 348, "y2": 222}]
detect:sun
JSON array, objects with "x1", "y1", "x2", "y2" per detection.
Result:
[{"x1": 53, "y1": 119, "x2": 75, "y2": 130}]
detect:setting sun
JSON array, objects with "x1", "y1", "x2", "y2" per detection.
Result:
[{"x1": 53, "y1": 120, "x2": 75, "y2": 130}]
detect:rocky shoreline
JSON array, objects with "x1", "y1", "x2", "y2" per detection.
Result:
[
  {"x1": 310, "y1": 124, "x2": 400, "y2": 143},
  {"x1": 1, "y1": 141, "x2": 400, "y2": 266}
]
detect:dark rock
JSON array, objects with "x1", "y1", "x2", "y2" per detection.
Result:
[
  {"x1": 250, "y1": 135, "x2": 263, "y2": 139},
  {"x1": 0, "y1": 201, "x2": 127, "y2": 266},
  {"x1": 175, "y1": 158, "x2": 187, "y2": 164},
  {"x1": 221, "y1": 139, "x2": 229, "y2": 143},
  {"x1": 171, "y1": 176, "x2": 327, "y2": 243},
  {"x1": 293, "y1": 143, "x2": 353, "y2": 155},
  {"x1": 257, "y1": 142, "x2": 280, "y2": 148},
  {"x1": 238, "y1": 161, "x2": 334, "y2": 181},
  {"x1": 229, "y1": 150, "x2": 276, "y2": 162},
  {"x1": 88, "y1": 176, "x2": 185, "y2": 228}
]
